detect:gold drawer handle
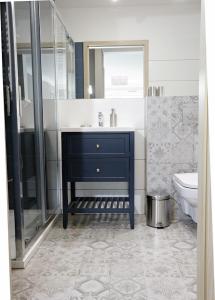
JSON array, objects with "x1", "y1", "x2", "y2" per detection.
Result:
[
  {"x1": 96, "y1": 168, "x2": 100, "y2": 173},
  {"x1": 96, "y1": 144, "x2": 100, "y2": 149}
]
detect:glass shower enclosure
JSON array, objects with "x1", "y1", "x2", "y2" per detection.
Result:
[{"x1": 1, "y1": 0, "x2": 75, "y2": 266}]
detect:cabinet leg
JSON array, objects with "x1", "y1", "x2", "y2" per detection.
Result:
[
  {"x1": 129, "y1": 212, "x2": 134, "y2": 229},
  {"x1": 63, "y1": 212, "x2": 68, "y2": 229},
  {"x1": 71, "y1": 182, "x2": 75, "y2": 216},
  {"x1": 62, "y1": 179, "x2": 69, "y2": 229}
]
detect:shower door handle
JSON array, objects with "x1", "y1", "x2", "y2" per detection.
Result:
[
  {"x1": 5, "y1": 85, "x2": 11, "y2": 116},
  {"x1": 18, "y1": 85, "x2": 22, "y2": 118}
]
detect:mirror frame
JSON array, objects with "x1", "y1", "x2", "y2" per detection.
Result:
[{"x1": 83, "y1": 40, "x2": 149, "y2": 99}]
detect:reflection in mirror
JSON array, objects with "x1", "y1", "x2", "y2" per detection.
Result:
[
  {"x1": 16, "y1": 4, "x2": 75, "y2": 101},
  {"x1": 17, "y1": 49, "x2": 33, "y2": 102},
  {"x1": 16, "y1": 1, "x2": 56, "y2": 101},
  {"x1": 55, "y1": 16, "x2": 76, "y2": 100},
  {"x1": 66, "y1": 37, "x2": 76, "y2": 99},
  {"x1": 55, "y1": 16, "x2": 67, "y2": 99},
  {"x1": 40, "y1": 1, "x2": 58, "y2": 216},
  {"x1": 15, "y1": 1, "x2": 43, "y2": 245},
  {"x1": 16, "y1": 2, "x2": 33, "y2": 102},
  {"x1": 84, "y1": 42, "x2": 148, "y2": 99},
  {"x1": 40, "y1": 1, "x2": 56, "y2": 100}
]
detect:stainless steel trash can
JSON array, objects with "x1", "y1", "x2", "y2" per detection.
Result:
[{"x1": 147, "y1": 194, "x2": 170, "y2": 228}]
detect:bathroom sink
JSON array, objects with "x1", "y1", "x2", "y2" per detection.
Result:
[
  {"x1": 60, "y1": 127, "x2": 135, "y2": 132},
  {"x1": 20, "y1": 127, "x2": 35, "y2": 133}
]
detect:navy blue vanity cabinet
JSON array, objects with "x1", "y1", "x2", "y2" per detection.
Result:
[{"x1": 62, "y1": 132, "x2": 135, "y2": 229}]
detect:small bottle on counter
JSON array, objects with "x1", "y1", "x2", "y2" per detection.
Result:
[
  {"x1": 147, "y1": 86, "x2": 152, "y2": 96},
  {"x1": 98, "y1": 112, "x2": 104, "y2": 127},
  {"x1": 110, "y1": 108, "x2": 117, "y2": 127}
]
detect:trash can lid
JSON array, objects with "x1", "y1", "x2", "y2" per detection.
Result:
[{"x1": 147, "y1": 194, "x2": 170, "y2": 201}]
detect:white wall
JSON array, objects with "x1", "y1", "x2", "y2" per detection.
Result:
[
  {"x1": 56, "y1": 2, "x2": 201, "y2": 96},
  {"x1": 54, "y1": 2, "x2": 200, "y2": 214},
  {"x1": 58, "y1": 99, "x2": 146, "y2": 214}
]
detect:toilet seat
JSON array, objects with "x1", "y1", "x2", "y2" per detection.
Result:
[
  {"x1": 173, "y1": 173, "x2": 198, "y2": 189},
  {"x1": 173, "y1": 180, "x2": 198, "y2": 207},
  {"x1": 173, "y1": 173, "x2": 198, "y2": 223}
]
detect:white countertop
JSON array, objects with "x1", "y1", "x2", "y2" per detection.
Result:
[{"x1": 60, "y1": 127, "x2": 135, "y2": 132}]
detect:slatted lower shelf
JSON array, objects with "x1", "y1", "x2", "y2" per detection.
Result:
[{"x1": 68, "y1": 197, "x2": 130, "y2": 213}]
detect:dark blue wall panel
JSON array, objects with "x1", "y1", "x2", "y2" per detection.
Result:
[{"x1": 75, "y1": 42, "x2": 84, "y2": 99}]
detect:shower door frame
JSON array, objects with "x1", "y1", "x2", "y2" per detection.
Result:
[
  {"x1": 2, "y1": 2, "x2": 25, "y2": 260},
  {"x1": 4, "y1": 1, "x2": 48, "y2": 261}
]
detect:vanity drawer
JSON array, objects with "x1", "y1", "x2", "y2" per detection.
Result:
[
  {"x1": 64, "y1": 158, "x2": 129, "y2": 181},
  {"x1": 62, "y1": 133, "x2": 130, "y2": 156}
]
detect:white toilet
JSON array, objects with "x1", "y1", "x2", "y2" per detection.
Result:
[{"x1": 173, "y1": 173, "x2": 198, "y2": 223}]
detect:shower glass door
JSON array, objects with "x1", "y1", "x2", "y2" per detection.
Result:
[{"x1": 15, "y1": 1, "x2": 44, "y2": 246}]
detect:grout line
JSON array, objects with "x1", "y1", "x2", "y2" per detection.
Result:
[
  {"x1": 56, "y1": 158, "x2": 146, "y2": 162},
  {"x1": 56, "y1": 188, "x2": 146, "y2": 191},
  {"x1": 149, "y1": 58, "x2": 200, "y2": 62},
  {"x1": 149, "y1": 80, "x2": 199, "y2": 82}
]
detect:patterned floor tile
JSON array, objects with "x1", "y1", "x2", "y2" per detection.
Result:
[
  {"x1": 146, "y1": 277, "x2": 190, "y2": 300},
  {"x1": 178, "y1": 263, "x2": 197, "y2": 278},
  {"x1": 112, "y1": 279, "x2": 142, "y2": 295},
  {"x1": 143, "y1": 262, "x2": 181, "y2": 278},
  {"x1": 12, "y1": 214, "x2": 197, "y2": 300}
]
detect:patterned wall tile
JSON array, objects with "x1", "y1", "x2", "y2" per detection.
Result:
[
  {"x1": 193, "y1": 133, "x2": 199, "y2": 165},
  {"x1": 172, "y1": 122, "x2": 193, "y2": 140},
  {"x1": 147, "y1": 97, "x2": 171, "y2": 144},
  {"x1": 171, "y1": 137, "x2": 194, "y2": 164},
  {"x1": 147, "y1": 163, "x2": 172, "y2": 194},
  {"x1": 172, "y1": 163, "x2": 197, "y2": 175},
  {"x1": 148, "y1": 142, "x2": 172, "y2": 164},
  {"x1": 146, "y1": 96, "x2": 199, "y2": 219}
]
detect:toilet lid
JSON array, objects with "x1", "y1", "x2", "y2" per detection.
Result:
[{"x1": 173, "y1": 173, "x2": 198, "y2": 189}]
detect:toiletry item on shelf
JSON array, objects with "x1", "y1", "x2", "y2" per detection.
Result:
[
  {"x1": 110, "y1": 108, "x2": 117, "y2": 127},
  {"x1": 157, "y1": 86, "x2": 164, "y2": 96},
  {"x1": 98, "y1": 112, "x2": 104, "y2": 127},
  {"x1": 147, "y1": 86, "x2": 152, "y2": 96},
  {"x1": 147, "y1": 86, "x2": 165, "y2": 97},
  {"x1": 153, "y1": 86, "x2": 157, "y2": 96},
  {"x1": 147, "y1": 86, "x2": 157, "y2": 96},
  {"x1": 160, "y1": 86, "x2": 164, "y2": 96}
]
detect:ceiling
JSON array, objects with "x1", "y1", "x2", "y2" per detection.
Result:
[{"x1": 55, "y1": 0, "x2": 200, "y2": 8}]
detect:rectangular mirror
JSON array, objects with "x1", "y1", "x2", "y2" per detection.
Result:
[{"x1": 84, "y1": 41, "x2": 148, "y2": 99}]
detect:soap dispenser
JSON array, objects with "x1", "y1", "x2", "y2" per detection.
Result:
[
  {"x1": 110, "y1": 108, "x2": 117, "y2": 127},
  {"x1": 98, "y1": 112, "x2": 104, "y2": 127}
]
